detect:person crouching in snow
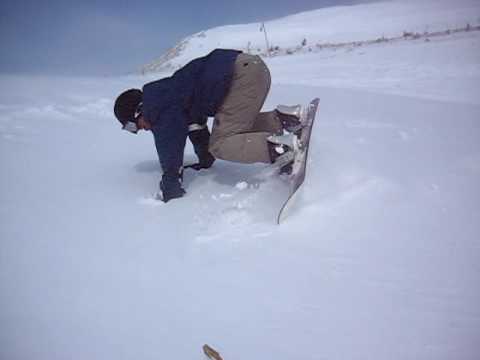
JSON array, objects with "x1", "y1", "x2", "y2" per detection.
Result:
[{"x1": 114, "y1": 49, "x2": 303, "y2": 202}]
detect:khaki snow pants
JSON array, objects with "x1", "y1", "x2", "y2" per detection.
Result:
[{"x1": 209, "y1": 53, "x2": 282, "y2": 163}]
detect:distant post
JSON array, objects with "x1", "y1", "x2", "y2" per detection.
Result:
[{"x1": 260, "y1": 22, "x2": 271, "y2": 57}]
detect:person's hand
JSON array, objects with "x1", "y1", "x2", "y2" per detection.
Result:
[{"x1": 158, "y1": 177, "x2": 185, "y2": 203}]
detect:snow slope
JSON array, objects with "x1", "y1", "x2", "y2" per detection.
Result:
[
  {"x1": 1, "y1": 1, "x2": 480, "y2": 360},
  {"x1": 142, "y1": 0, "x2": 480, "y2": 72}
]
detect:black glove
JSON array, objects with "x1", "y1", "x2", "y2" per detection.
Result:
[
  {"x1": 188, "y1": 127, "x2": 215, "y2": 170},
  {"x1": 158, "y1": 171, "x2": 185, "y2": 203},
  {"x1": 184, "y1": 152, "x2": 215, "y2": 171}
]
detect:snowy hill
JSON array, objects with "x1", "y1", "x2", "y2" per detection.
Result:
[
  {"x1": 142, "y1": 0, "x2": 480, "y2": 73},
  {"x1": 1, "y1": 1, "x2": 480, "y2": 360}
]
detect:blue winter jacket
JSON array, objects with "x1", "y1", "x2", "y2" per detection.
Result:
[{"x1": 142, "y1": 49, "x2": 241, "y2": 185}]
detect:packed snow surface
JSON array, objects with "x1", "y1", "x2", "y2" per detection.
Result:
[{"x1": 1, "y1": 1, "x2": 480, "y2": 359}]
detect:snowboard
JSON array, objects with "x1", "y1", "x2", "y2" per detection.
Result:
[{"x1": 277, "y1": 98, "x2": 320, "y2": 224}]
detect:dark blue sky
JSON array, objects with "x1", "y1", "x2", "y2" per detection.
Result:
[{"x1": 0, "y1": 0, "x2": 377, "y2": 76}]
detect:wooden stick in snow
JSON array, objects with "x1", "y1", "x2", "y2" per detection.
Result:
[{"x1": 203, "y1": 344, "x2": 224, "y2": 360}]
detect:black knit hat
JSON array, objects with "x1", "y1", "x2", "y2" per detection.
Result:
[{"x1": 114, "y1": 88, "x2": 143, "y2": 125}]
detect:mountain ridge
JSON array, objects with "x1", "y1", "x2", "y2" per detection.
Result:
[{"x1": 140, "y1": 0, "x2": 480, "y2": 74}]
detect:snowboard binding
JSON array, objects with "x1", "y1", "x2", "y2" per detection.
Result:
[{"x1": 276, "y1": 104, "x2": 306, "y2": 135}]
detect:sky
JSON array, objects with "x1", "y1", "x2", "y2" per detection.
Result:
[{"x1": 0, "y1": 0, "x2": 379, "y2": 76}]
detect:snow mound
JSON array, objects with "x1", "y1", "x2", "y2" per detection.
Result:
[{"x1": 142, "y1": 0, "x2": 480, "y2": 73}]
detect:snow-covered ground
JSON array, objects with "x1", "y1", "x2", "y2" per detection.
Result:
[{"x1": 1, "y1": 1, "x2": 480, "y2": 359}]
